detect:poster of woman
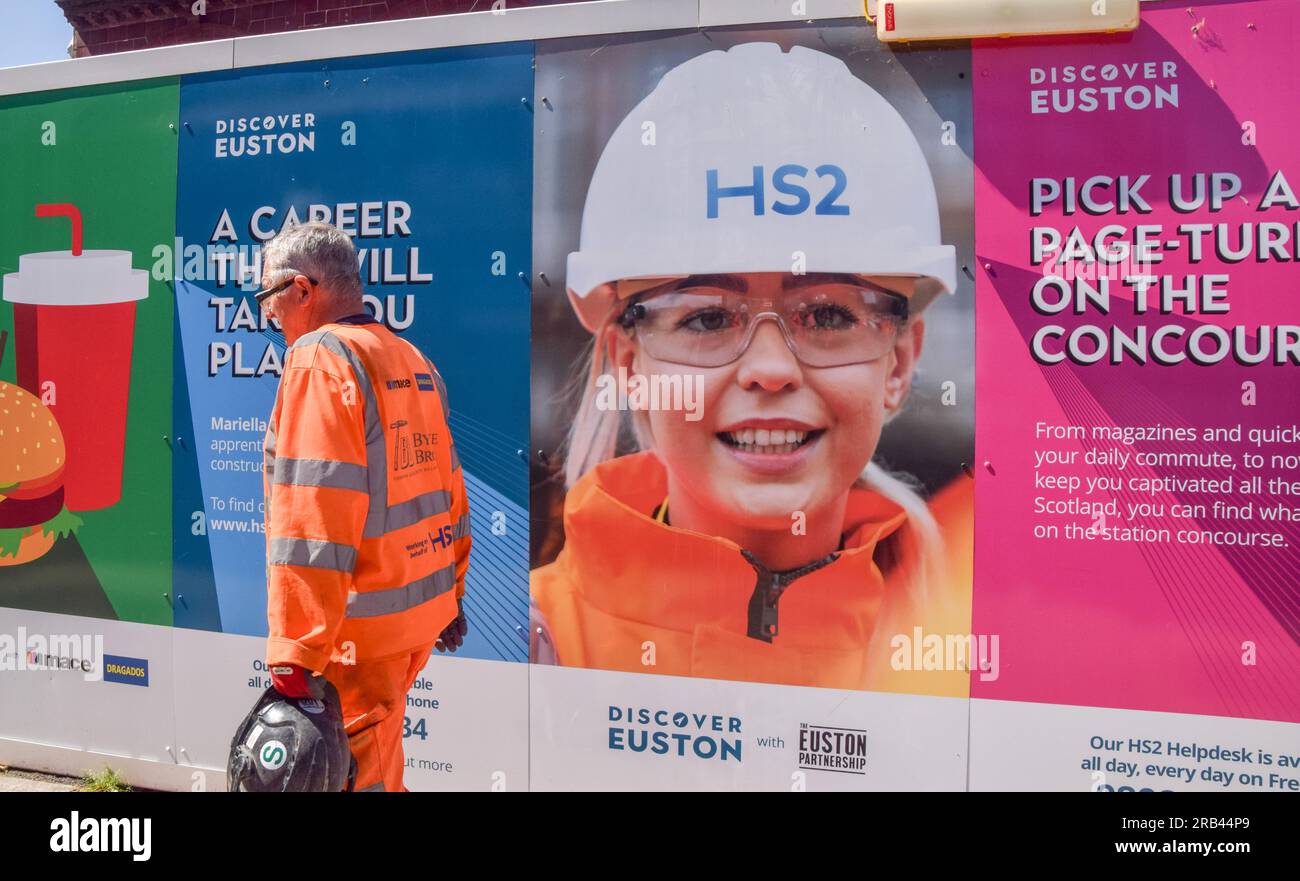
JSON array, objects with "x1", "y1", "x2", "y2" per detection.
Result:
[{"x1": 530, "y1": 31, "x2": 976, "y2": 697}]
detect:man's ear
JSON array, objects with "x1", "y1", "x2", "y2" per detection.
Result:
[{"x1": 883, "y1": 318, "x2": 925, "y2": 415}]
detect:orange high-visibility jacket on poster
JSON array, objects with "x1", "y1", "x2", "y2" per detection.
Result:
[
  {"x1": 262, "y1": 316, "x2": 471, "y2": 673},
  {"x1": 531, "y1": 452, "x2": 971, "y2": 697}
]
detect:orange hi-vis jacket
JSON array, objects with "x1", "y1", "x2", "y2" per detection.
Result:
[
  {"x1": 531, "y1": 452, "x2": 970, "y2": 697},
  {"x1": 262, "y1": 315, "x2": 471, "y2": 673}
]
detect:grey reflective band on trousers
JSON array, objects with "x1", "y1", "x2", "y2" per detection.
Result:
[
  {"x1": 357, "y1": 781, "x2": 385, "y2": 792},
  {"x1": 271, "y1": 457, "x2": 369, "y2": 493},
  {"x1": 345, "y1": 562, "x2": 457, "y2": 619},
  {"x1": 268, "y1": 537, "x2": 358, "y2": 573}
]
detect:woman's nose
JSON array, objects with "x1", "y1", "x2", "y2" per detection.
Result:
[{"x1": 734, "y1": 317, "x2": 803, "y2": 391}]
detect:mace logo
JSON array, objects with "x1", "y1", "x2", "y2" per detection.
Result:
[
  {"x1": 607, "y1": 705, "x2": 743, "y2": 762},
  {"x1": 0, "y1": 627, "x2": 104, "y2": 681},
  {"x1": 103, "y1": 654, "x2": 149, "y2": 687},
  {"x1": 49, "y1": 812, "x2": 151, "y2": 862},
  {"x1": 798, "y1": 723, "x2": 868, "y2": 775}
]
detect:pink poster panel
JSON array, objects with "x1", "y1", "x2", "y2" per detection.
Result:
[{"x1": 972, "y1": 0, "x2": 1299, "y2": 722}]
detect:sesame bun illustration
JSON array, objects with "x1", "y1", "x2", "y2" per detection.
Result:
[{"x1": 0, "y1": 381, "x2": 82, "y2": 566}]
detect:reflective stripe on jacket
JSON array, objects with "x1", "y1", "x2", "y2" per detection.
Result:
[
  {"x1": 263, "y1": 318, "x2": 471, "y2": 672},
  {"x1": 531, "y1": 452, "x2": 970, "y2": 696}
]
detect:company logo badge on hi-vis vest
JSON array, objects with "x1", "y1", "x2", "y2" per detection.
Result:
[
  {"x1": 259, "y1": 740, "x2": 287, "y2": 770},
  {"x1": 414, "y1": 372, "x2": 436, "y2": 392},
  {"x1": 391, "y1": 420, "x2": 414, "y2": 470},
  {"x1": 390, "y1": 421, "x2": 439, "y2": 473},
  {"x1": 705, "y1": 164, "x2": 850, "y2": 218},
  {"x1": 429, "y1": 525, "x2": 454, "y2": 551}
]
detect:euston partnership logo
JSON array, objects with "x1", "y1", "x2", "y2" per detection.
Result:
[
  {"x1": 608, "y1": 705, "x2": 743, "y2": 762},
  {"x1": 798, "y1": 723, "x2": 868, "y2": 775}
]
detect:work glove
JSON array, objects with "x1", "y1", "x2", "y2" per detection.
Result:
[
  {"x1": 435, "y1": 607, "x2": 468, "y2": 653},
  {"x1": 270, "y1": 663, "x2": 314, "y2": 699}
]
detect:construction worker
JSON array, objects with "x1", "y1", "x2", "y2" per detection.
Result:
[
  {"x1": 531, "y1": 43, "x2": 972, "y2": 696},
  {"x1": 256, "y1": 221, "x2": 471, "y2": 791}
]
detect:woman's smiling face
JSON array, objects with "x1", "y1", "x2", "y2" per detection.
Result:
[{"x1": 611, "y1": 272, "x2": 925, "y2": 531}]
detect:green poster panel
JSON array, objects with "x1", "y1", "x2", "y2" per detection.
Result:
[{"x1": 0, "y1": 79, "x2": 178, "y2": 626}]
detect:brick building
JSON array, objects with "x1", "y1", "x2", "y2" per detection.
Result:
[{"x1": 57, "y1": 0, "x2": 581, "y2": 57}]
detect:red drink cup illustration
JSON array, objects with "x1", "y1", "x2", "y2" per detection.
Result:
[{"x1": 2, "y1": 204, "x2": 147, "y2": 511}]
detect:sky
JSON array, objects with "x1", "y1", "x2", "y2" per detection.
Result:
[{"x1": 0, "y1": 0, "x2": 73, "y2": 69}]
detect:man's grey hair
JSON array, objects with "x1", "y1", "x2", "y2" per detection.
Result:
[{"x1": 262, "y1": 221, "x2": 364, "y2": 306}]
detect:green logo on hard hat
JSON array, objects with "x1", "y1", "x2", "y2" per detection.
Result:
[{"x1": 259, "y1": 740, "x2": 287, "y2": 770}]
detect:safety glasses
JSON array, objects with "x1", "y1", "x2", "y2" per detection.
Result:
[
  {"x1": 254, "y1": 272, "x2": 318, "y2": 305},
  {"x1": 618, "y1": 281, "x2": 909, "y2": 368}
]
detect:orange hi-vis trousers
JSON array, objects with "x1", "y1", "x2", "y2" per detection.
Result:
[{"x1": 324, "y1": 642, "x2": 435, "y2": 792}]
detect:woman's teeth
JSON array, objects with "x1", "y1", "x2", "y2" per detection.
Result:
[{"x1": 722, "y1": 428, "x2": 811, "y2": 454}]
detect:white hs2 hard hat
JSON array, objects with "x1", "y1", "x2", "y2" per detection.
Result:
[{"x1": 566, "y1": 42, "x2": 957, "y2": 333}]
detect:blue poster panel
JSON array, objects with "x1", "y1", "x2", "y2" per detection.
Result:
[{"x1": 173, "y1": 44, "x2": 532, "y2": 662}]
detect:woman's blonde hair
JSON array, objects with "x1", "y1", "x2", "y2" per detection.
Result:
[{"x1": 561, "y1": 318, "x2": 947, "y2": 608}]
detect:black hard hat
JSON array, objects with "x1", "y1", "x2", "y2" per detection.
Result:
[{"x1": 228, "y1": 676, "x2": 354, "y2": 792}]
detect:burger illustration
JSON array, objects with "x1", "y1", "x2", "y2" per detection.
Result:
[{"x1": 0, "y1": 380, "x2": 82, "y2": 566}]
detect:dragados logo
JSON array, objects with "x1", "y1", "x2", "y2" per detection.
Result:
[{"x1": 103, "y1": 654, "x2": 149, "y2": 687}]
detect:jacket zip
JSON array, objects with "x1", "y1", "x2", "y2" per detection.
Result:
[{"x1": 741, "y1": 549, "x2": 840, "y2": 643}]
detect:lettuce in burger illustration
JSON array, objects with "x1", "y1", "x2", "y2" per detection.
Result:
[{"x1": 0, "y1": 381, "x2": 82, "y2": 566}]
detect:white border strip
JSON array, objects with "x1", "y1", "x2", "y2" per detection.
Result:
[
  {"x1": 698, "y1": 0, "x2": 865, "y2": 28},
  {"x1": 232, "y1": 0, "x2": 697, "y2": 69},
  {"x1": 0, "y1": 0, "x2": 1171, "y2": 96},
  {"x1": 0, "y1": 736, "x2": 221, "y2": 793},
  {"x1": 0, "y1": 0, "x2": 872, "y2": 98},
  {"x1": 0, "y1": 38, "x2": 234, "y2": 97}
]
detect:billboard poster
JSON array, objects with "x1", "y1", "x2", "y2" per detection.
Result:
[
  {"x1": 166, "y1": 43, "x2": 534, "y2": 788},
  {"x1": 0, "y1": 79, "x2": 180, "y2": 775},
  {"x1": 0, "y1": 80, "x2": 177, "y2": 624},
  {"x1": 970, "y1": 0, "x2": 1300, "y2": 791},
  {"x1": 529, "y1": 23, "x2": 977, "y2": 790},
  {"x1": 2, "y1": 0, "x2": 1296, "y2": 796}
]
